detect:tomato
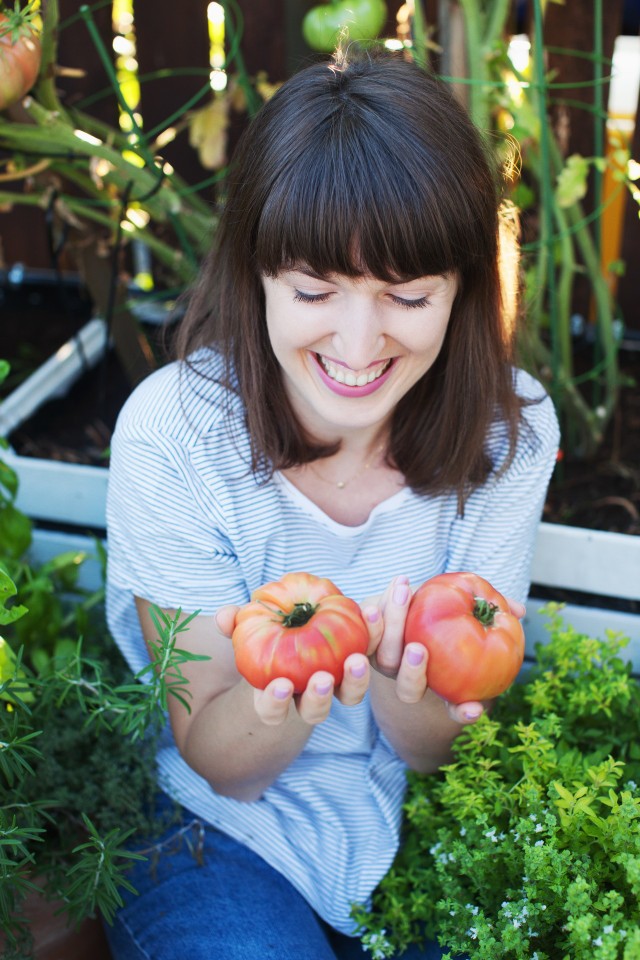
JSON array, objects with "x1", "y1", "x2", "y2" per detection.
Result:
[
  {"x1": 302, "y1": 0, "x2": 387, "y2": 53},
  {"x1": 232, "y1": 572, "x2": 369, "y2": 693},
  {"x1": 404, "y1": 572, "x2": 525, "y2": 703},
  {"x1": 0, "y1": 3, "x2": 42, "y2": 111}
]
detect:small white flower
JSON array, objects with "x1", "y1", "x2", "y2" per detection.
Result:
[
  {"x1": 467, "y1": 927, "x2": 478, "y2": 940},
  {"x1": 535, "y1": 823, "x2": 544, "y2": 833},
  {"x1": 535, "y1": 840, "x2": 544, "y2": 846},
  {"x1": 513, "y1": 919, "x2": 521, "y2": 929},
  {"x1": 603, "y1": 925, "x2": 614, "y2": 935},
  {"x1": 593, "y1": 937, "x2": 603, "y2": 947}
]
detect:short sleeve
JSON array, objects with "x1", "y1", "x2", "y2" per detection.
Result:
[{"x1": 106, "y1": 379, "x2": 250, "y2": 617}]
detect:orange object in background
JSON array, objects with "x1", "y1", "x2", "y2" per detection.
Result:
[{"x1": 600, "y1": 35, "x2": 640, "y2": 301}]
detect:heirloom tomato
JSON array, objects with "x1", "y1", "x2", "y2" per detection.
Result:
[
  {"x1": 302, "y1": 0, "x2": 387, "y2": 53},
  {"x1": 0, "y1": 3, "x2": 42, "y2": 111},
  {"x1": 232, "y1": 572, "x2": 369, "y2": 693},
  {"x1": 404, "y1": 572, "x2": 525, "y2": 703}
]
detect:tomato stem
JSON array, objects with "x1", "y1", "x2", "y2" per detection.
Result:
[
  {"x1": 282, "y1": 602, "x2": 317, "y2": 628},
  {"x1": 473, "y1": 597, "x2": 499, "y2": 626}
]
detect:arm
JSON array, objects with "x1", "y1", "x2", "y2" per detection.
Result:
[{"x1": 135, "y1": 598, "x2": 370, "y2": 802}]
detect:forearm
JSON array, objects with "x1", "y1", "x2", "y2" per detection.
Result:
[
  {"x1": 178, "y1": 680, "x2": 314, "y2": 802},
  {"x1": 369, "y1": 671, "x2": 467, "y2": 773}
]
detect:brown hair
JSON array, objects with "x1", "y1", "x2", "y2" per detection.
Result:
[{"x1": 175, "y1": 49, "x2": 524, "y2": 506}]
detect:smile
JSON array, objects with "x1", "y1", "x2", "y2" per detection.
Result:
[{"x1": 316, "y1": 355, "x2": 392, "y2": 386}]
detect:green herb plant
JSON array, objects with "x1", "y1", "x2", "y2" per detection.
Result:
[
  {"x1": 0, "y1": 365, "x2": 208, "y2": 958},
  {"x1": 353, "y1": 610, "x2": 640, "y2": 959}
]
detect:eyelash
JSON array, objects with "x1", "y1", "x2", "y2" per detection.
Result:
[{"x1": 293, "y1": 290, "x2": 431, "y2": 310}]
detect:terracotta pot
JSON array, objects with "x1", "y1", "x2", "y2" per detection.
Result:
[{"x1": 2, "y1": 889, "x2": 112, "y2": 960}]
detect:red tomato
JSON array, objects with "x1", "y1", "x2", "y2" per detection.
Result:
[
  {"x1": 404, "y1": 572, "x2": 525, "y2": 703},
  {"x1": 0, "y1": 6, "x2": 42, "y2": 111},
  {"x1": 232, "y1": 572, "x2": 369, "y2": 693}
]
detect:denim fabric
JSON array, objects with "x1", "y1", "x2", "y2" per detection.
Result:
[{"x1": 102, "y1": 796, "x2": 453, "y2": 960}]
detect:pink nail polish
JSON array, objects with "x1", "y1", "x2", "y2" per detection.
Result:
[
  {"x1": 350, "y1": 661, "x2": 367, "y2": 679},
  {"x1": 365, "y1": 607, "x2": 380, "y2": 623},
  {"x1": 393, "y1": 583, "x2": 409, "y2": 605},
  {"x1": 314, "y1": 680, "x2": 332, "y2": 696},
  {"x1": 463, "y1": 707, "x2": 482, "y2": 721},
  {"x1": 406, "y1": 645, "x2": 424, "y2": 666},
  {"x1": 273, "y1": 684, "x2": 290, "y2": 700}
]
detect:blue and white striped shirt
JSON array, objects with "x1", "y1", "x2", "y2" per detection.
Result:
[{"x1": 106, "y1": 350, "x2": 559, "y2": 934}]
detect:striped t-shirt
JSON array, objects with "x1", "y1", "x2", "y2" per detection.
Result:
[{"x1": 105, "y1": 351, "x2": 560, "y2": 934}]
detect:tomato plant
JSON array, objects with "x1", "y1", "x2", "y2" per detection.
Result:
[
  {"x1": 404, "y1": 572, "x2": 525, "y2": 703},
  {"x1": 0, "y1": 1, "x2": 41, "y2": 111},
  {"x1": 302, "y1": 0, "x2": 387, "y2": 53},
  {"x1": 232, "y1": 572, "x2": 369, "y2": 693}
]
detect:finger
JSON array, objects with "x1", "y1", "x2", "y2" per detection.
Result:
[
  {"x1": 445, "y1": 700, "x2": 485, "y2": 725},
  {"x1": 336, "y1": 653, "x2": 370, "y2": 706},
  {"x1": 253, "y1": 679, "x2": 294, "y2": 725},
  {"x1": 216, "y1": 604, "x2": 240, "y2": 637},
  {"x1": 394, "y1": 642, "x2": 428, "y2": 703},
  {"x1": 297, "y1": 671, "x2": 335, "y2": 725},
  {"x1": 360, "y1": 603, "x2": 383, "y2": 656},
  {"x1": 375, "y1": 575, "x2": 411, "y2": 676},
  {"x1": 507, "y1": 597, "x2": 526, "y2": 619}
]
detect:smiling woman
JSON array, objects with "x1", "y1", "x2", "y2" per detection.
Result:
[
  {"x1": 103, "y1": 47, "x2": 559, "y2": 960},
  {"x1": 260, "y1": 269, "x2": 458, "y2": 446}
]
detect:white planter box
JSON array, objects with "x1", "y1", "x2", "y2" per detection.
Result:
[
  {"x1": 26, "y1": 524, "x2": 640, "y2": 675},
  {"x1": 527, "y1": 523, "x2": 640, "y2": 673},
  {"x1": 2, "y1": 318, "x2": 110, "y2": 529}
]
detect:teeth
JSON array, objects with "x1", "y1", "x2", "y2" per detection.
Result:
[{"x1": 319, "y1": 356, "x2": 390, "y2": 386}]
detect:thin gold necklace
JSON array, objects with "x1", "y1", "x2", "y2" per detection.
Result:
[{"x1": 307, "y1": 443, "x2": 385, "y2": 490}]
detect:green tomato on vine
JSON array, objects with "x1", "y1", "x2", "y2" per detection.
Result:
[{"x1": 302, "y1": 0, "x2": 387, "y2": 53}]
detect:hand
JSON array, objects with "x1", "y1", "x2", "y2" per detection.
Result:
[{"x1": 215, "y1": 606, "x2": 370, "y2": 728}]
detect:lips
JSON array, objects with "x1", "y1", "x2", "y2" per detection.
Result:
[{"x1": 312, "y1": 353, "x2": 395, "y2": 398}]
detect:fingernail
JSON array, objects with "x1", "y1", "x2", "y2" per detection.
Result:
[
  {"x1": 393, "y1": 582, "x2": 410, "y2": 605},
  {"x1": 406, "y1": 645, "x2": 424, "y2": 667},
  {"x1": 364, "y1": 606, "x2": 380, "y2": 623},
  {"x1": 463, "y1": 706, "x2": 483, "y2": 721},
  {"x1": 314, "y1": 680, "x2": 332, "y2": 696},
  {"x1": 350, "y1": 660, "x2": 367, "y2": 679},
  {"x1": 273, "y1": 683, "x2": 290, "y2": 700}
]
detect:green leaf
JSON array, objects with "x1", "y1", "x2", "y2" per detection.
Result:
[
  {"x1": 0, "y1": 569, "x2": 27, "y2": 625},
  {"x1": 556, "y1": 153, "x2": 590, "y2": 208},
  {"x1": 0, "y1": 503, "x2": 32, "y2": 559}
]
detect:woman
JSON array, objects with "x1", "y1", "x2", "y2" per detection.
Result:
[{"x1": 105, "y1": 48, "x2": 559, "y2": 959}]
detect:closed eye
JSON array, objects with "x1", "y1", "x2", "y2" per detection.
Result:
[
  {"x1": 389, "y1": 294, "x2": 431, "y2": 309},
  {"x1": 293, "y1": 290, "x2": 332, "y2": 304}
]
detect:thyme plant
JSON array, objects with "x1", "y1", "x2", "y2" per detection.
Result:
[{"x1": 353, "y1": 612, "x2": 640, "y2": 959}]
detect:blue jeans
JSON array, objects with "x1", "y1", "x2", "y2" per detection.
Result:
[{"x1": 103, "y1": 794, "x2": 450, "y2": 960}]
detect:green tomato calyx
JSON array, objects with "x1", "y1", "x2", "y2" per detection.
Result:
[
  {"x1": 473, "y1": 597, "x2": 499, "y2": 627},
  {"x1": 282, "y1": 602, "x2": 317, "y2": 628}
]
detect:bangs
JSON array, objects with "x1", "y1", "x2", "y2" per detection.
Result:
[{"x1": 254, "y1": 116, "x2": 471, "y2": 283}]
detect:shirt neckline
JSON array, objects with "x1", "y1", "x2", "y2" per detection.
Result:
[{"x1": 273, "y1": 471, "x2": 412, "y2": 536}]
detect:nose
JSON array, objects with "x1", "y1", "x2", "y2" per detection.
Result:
[{"x1": 331, "y1": 298, "x2": 386, "y2": 370}]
